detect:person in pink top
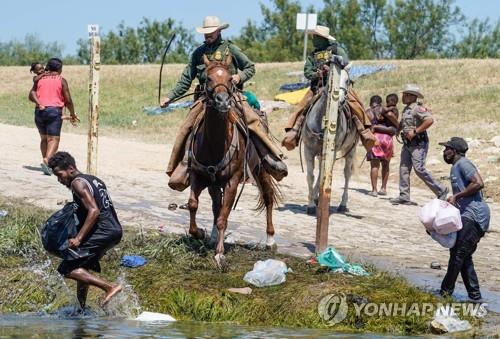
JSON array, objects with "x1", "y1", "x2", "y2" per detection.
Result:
[{"x1": 29, "y1": 58, "x2": 78, "y2": 175}]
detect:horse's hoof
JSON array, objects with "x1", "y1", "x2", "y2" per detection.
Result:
[
  {"x1": 214, "y1": 254, "x2": 227, "y2": 271},
  {"x1": 266, "y1": 243, "x2": 278, "y2": 253},
  {"x1": 306, "y1": 206, "x2": 316, "y2": 215},
  {"x1": 191, "y1": 228, "x2": 206, "y2": 240},
  {"x1": 337, "y1": 205, "x2": 349, "y2": 213}
]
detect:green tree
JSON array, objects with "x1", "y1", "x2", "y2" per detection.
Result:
[
  {"x1": 360, "y1": 0, "x2": 387, "y2": 58},
  {"x1": 319, "y1": 0, "x2": 372, "y2": 59},
  {"x1": 385, "y1": 0, "x2": 463, "y2": 59},
  {"x1": 451, "y1": 18, "x2": 500, "y2": 58},
  {"x1": 76, "y1": 18, "x2": 195, "y2": 65},
  {"x1": 235, "y1": 0, "x2": 307, "y2": 62},
  {"x1": 0, "y1": 34, "x2": 64, "y2": 66}
]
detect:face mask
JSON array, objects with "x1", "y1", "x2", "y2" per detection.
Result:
[
  {"x1": 443, "y1": 149, "x2": 455, "y2": 164},
  {"x1": 312, "y1": 35, "x2": 329, "y2": 49}
]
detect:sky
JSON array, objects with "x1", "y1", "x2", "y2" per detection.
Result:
[{"x1": 1, "y1": 0, "x2": 498, "y2": 55}]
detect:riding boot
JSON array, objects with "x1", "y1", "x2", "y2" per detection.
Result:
[
  {"x1": 352, "y1": 115, "x2": 377, "y2": 153},
  {"x1": 281, "y1": 114, "x2": 305, "y2": 151},
  {"x1": 168, "y1": 132, "x2": 193, "y2": 192},
  {"x1": 252, "y1": 135, "x2": 288, "y2": 181}
]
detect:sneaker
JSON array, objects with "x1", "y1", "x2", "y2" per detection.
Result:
[
  {"x1": 367, "y1": 191, "x2": 378, "y2": 197},
  {"x1": 40, "y1": 163, "x2": 51, "y2": 176},
  {"x1": 389, "y1": 197, "x2": 417, "y2": 205},
  {"x1": 378, "y1": 190, "x2": 387, "y2": 196},
  {"x1": 438, "y1": 187, "x2": 449, "y2": 201}
]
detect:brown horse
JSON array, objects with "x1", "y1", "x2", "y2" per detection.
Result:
[{"x1": 187, "y1": 54, "x2": 279, "y2": 268}]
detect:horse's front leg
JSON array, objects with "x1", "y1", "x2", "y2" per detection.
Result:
[
  {"x1": 304, "y1": 147, "x2": 316, "y2": 215},
  {"x1": 255, "y1": 169, "x2": 277, "y2": 249},
  {"x1": 338, "y1": 149, "x2": 355, "y2": 213},
  {"x1": 214, "y1": 172, "x2": 241, "y2": 269},
  {"x1": 208, "y1": 186, "x2": 222, "y2": 243},
  {"x1": 188, "y1": 177, "x2": 206, "y2": 239}
]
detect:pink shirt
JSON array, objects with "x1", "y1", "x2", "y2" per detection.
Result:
[{"x1": 36, "y1": 74, "x2": 65, "y2": 107}]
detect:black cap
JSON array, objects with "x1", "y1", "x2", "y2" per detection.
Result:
[{"x1": 439, "y1": 137, "x2": 468, "y2": 154}]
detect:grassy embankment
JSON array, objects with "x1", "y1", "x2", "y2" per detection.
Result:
[
  {"x1": 1, "y1": 59, "x2": 499, "y2": 199},
  {"x1": 0, "y1": 196, "x2": 479, "y2": 335}
]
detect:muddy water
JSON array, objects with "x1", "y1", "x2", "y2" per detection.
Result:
[{"x1": 0, "y1": 314, "x2": 415, "y2": 338}]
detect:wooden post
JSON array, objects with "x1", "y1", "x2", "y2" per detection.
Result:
[
  {"x1": 87, "y1": 25, "x2": 100, "y2": 175},
  {"x1": 315, "y1": 62, "x2": 341, "y2": 254}
]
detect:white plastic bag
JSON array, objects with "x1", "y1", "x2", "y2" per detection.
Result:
[
  {"x1": 431, "y1": 231, "x2": 457, "y2": 248},
  {"x1": 243, "y1": 259, "x2": 288, "y2": 287},
  {"x1": 433, "y1": 202, "x2": 462, "y2": 235},
  {"x1": 419, "y1": 198, "x2": 441, "y2": 231},
  {"x1": 431, "y1": 306, "x2": 472, "y2": 333}
]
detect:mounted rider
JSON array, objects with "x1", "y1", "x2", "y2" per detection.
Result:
[
  {"x1": 281, "y1": 25, "x2": 376, "y2": 152},
  {"x1": 161, "y1": 16, "x2": 287, "y2": 191}
]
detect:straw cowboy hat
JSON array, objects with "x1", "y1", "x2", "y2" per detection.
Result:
[
  {"x1": 309, "y1": 25, "x2": 336, "y2": 41},
  {"x1": 401, "y1": 84, "x2": 424, "y2": 99},
  {"x1": 196, "y1": 16, "x2": 229, "y2": 34}
]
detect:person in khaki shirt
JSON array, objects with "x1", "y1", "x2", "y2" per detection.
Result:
[{"x1": 389, "y1": 84, "x2": 448, "y2": 205}]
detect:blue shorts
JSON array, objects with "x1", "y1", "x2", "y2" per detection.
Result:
[{"x1": 35, "y1": 107, "x2": 63, "y2": 136}]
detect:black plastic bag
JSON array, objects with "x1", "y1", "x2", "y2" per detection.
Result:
[{"x1": 41, "y1": 202, "x2": 78, "y2": 259}]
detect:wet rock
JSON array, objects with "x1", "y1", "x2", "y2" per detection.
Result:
[{"x1": 228, "y1": 287, "x2": 253, "y2": 295}]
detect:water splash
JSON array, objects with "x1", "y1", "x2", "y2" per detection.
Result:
[{"x1": 102, "y1": 273, "x2": 142, "y2": 319}]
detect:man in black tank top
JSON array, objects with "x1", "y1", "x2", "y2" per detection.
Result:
[{"x1": 48, "y1": 151, "x2": 123, "y2": 309}]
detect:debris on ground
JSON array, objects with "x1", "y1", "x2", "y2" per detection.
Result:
[
  {"x1": 430, "y1": 306, "x2": 473, "y2": 334},
  {"x1": 167, "y1": 203, "x2": 177, "y2": 211},
  {"x1": 243, "y1": 259, "x2": 289, "y2": 287},
  {"x1": 0, "y1": 210, "x2": 8, "y2": 218},
  {"x1": 227, "y1": 287, "x2": 253, "y2": 295},
  {"x1": 121, "y1": 255, "x2": 147, "y2": 268},
  {"x1": 430, "y1": 262, "x2": 441, "y2": 269},
  {"x1": 316, "y1": 247, "x2": 369, "y2": 276}
]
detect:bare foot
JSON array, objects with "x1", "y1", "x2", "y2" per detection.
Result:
[{"x1": 101, "y1": 284, "x2": 122, "y2": 307}]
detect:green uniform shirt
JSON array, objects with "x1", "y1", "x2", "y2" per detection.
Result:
[
  {"x1": 303, "y1": 41, "x2": 348, "y2": 84},
  {"x1": 400, "y1": 102, "x2": 432, "y2": 132},
  {"x1": 167, "y1": 38, "x2": 255, "y2": 100}
]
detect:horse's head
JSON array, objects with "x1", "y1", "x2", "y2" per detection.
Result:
[{"x1": 203, "y1": 54, "x2": 234, "y2": 114}]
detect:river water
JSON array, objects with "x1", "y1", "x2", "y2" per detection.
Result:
[{"x1": 0, "y1": 313, "x2": 414, "y2": 338}]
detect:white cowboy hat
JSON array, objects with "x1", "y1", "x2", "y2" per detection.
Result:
[
  {"x1": 308, "y1": 25, "x2": 336, "y2": 41},
  {"x1": 401, "y1": 84, "x2": 424, "y2": 99},
  {"x1": 196, "y1": 16, "x2": 229, "y2": 34}
]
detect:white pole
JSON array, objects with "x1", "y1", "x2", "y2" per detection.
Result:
[{"x1": 302, "y1": 14, "x2": 309, "y2": 63}]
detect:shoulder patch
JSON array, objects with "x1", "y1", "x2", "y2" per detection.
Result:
[{"x1": 416, "y1": 105, "x2": 428, "y2": 113}]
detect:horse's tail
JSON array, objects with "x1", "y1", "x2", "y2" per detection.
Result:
[{"x1": 255, "y1": 169, "x2": 282, "y2": 212}]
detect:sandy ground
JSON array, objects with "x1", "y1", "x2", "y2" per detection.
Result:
[{"x1": 1, "y1": 123, "x2": 499, "y2": 309}]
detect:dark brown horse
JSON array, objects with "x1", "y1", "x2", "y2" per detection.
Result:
[{"x1": 187, "y1": 54, "x2": 279, "y2": 268}]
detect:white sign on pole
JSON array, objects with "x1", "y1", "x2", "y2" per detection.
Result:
[
  {"x1": 296, "y1": 13, "x2": 317, "y2": 30},
  {"x1": 88, "y1": 24, "x2": 100, "y2": 38}
]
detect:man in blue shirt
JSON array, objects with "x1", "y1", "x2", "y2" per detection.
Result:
[{"x1": 439, "y1": 137, "x2": 490, "y2": 301}]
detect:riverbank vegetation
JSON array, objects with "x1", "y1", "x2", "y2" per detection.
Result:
[{"x1": 0, "y1": 196, "x2": 479, "y2": 335}]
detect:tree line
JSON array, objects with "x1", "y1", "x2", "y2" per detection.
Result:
[{"x1": 1, "y1": 0, "x2": 499, "y2": 66}]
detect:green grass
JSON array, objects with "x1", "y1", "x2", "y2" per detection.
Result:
[{"x1": 0, "y1": 196, "x2": 480, "y2": 334}]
